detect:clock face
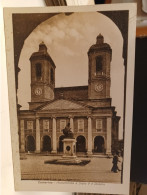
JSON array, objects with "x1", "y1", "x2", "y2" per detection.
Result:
[
  {"x1": 95, "y1": 84, "x2": 103, "y2": 92},
  {"x1": 35, "y1": 88, "x2": 42, "y2": 96}
]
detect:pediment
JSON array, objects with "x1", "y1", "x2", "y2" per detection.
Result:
[{"x1": 39, "y1": 99, "x2": 89, "y2": 111}]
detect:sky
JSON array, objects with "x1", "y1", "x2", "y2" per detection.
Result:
[{"x1": 18, "y1": 12, "x2": 124, "y2": 139}]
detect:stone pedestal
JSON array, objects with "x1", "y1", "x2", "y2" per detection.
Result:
[
  {"x1": 57, "y1": 138, "x2": 81, "y2": 164},
  {"x1": 44, "y1": 138, "x2": 85, "y2": 165},
  {"x1": 62, "y1": 138, "x2": 76, "y2": 158}
]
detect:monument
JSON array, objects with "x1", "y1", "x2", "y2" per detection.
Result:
[
  {"x1": 60, "y1": 123, "x2": 81, "y2": 164},
  {"x1": 45, "y1": 123, "x2": 90, "y2": 165}
]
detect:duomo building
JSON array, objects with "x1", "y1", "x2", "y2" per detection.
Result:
[{"x1": 18, "y1": 34, "x2": 120, "y2": 155}]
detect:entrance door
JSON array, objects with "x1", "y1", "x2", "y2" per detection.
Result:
[
  {"x1": 26, "y1": 135, "x2": 35, "y2": 152},
  {"x1": 42, "y1": 136, "x2": 51, "y2": 152},
  {"x1": 94, "y1": 136, "x2": 104, "y2": 153},
  {"x1": 59, "y1": 135, "x2": 65, "y2": 152},
  {"x1": 76, "y1": 135, "x2": 86, "y2": 152}
]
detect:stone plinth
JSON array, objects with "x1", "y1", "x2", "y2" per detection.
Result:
[
  {"x1": 62, "y1": 138, "x2": 76, "y2": 157},
  {"x1": 44, "y1": 138, "x2": 85, "y2": 165},
  {"x1": 56, "y1": 138, "x2": 81, "y2": 164}
]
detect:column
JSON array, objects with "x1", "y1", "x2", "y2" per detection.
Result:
[
  {"x1": 106, "y1": 117, "x2": 112, "y2": 154},
  {"x1": 51, "y1": 117, "x2": 57, "y2": 154},
  {"x1": 20, "y1": 120, "x2": 25, "y2": 152},
  {"x1": 35, "y1": 118, "x2": 40, "y2": 153},
  {"x1": 70, "y1": 117, "x2": 74, "y2": 132},
  {"x1": 87, "y1": 116, "x2": 92, "y2": 155}
]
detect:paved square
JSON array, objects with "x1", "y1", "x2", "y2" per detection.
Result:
[{"x1": 20, "y1": 155, "x2": 122, "y2": 183}]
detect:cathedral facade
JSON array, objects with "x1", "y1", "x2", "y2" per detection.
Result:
[{"x1": 18, "y1": 34, "x2": 120, "y2": 155}]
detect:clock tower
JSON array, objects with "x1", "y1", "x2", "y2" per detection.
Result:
[
  {"x1": 88, "y1": 34, "x2": 112, "y2": 99},
  {"x1": 29, "y1": 42, "x2": 55, "y2": 108}
]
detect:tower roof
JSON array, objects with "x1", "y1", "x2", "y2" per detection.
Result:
[
  {"x1": 88, "y1": 34, "x2": 112, "y2": 55},
  {"x1": 29, "y1": 42, "x2": 56, "y2": 68}
]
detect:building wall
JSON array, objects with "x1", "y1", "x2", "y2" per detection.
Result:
[
  {"x1": 19, "y1": 114, "x2": 118, "y2": 154},
  {"x1": 55, "y1": 86, "x2": 88, "y2": 100}
]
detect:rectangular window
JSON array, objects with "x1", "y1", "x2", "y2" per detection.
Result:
[
  {"x1": 96, "y1": 119, "x2": 102, "y2": 131},
  {"x1": 60, "y1": 120, "x2": 66, "y2": 131},
  {"x1": 43, "y1": 120, "x2": 49, "y2": 131},
  {"x1": 27, "y1": 121, "x2": 33, "y2": 130},
  {"x1": 78, "y1": 119, "x2": 84, "y2": 132}
]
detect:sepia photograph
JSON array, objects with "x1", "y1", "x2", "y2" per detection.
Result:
[{"x1": 4, "y1": 4, "x2": 136, "y2": 194}]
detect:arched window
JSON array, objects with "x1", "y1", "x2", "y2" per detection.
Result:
[
  {"x1": 96, "y1": 56, "x2": 103, "y2": 73},
  {"x1": 50, "y1": 68, "x2": 54, "y2": 83},
  {"x1": 94, "y1": 136, "x2": 105, "y2": 153},
  {"x1": 76, "y1": 136, "x2": 86, "y2": 152},
  {"x1": 25, "y1": 136, "x2": 35, "y2": 152},
  {"x1": 36, "y1": 63, "x2": 42, "y2": 78},
  {"x1": 42, "y1": 136, "x2": 51, "y2": 152}
]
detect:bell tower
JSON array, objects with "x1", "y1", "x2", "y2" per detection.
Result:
[
  {"x1": 29, "y1": 42, "x2": 55, "y2": 107},
  {"x1": 88, "y1": 34, "x2": 112, "y2": 99}
]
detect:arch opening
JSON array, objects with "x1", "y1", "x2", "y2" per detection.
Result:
[
  {"x1": 42, "y1": 135, "x2": 51, "y2": 152},
  {"x1": 94, "y1": 136, "x2": 105, "y2": 153},
  {"x1": 76, "y1": 135, "x2": 86, "y2": 152},
  {"x1": 96, "y1": 56, "x2": 103, "y2": 74},
  {"x1": 36, "y1": 63, "x2": 42, "y2": 79},
  {"x1": 25, "y1": 135, "x2": 35, "y2": 152}
]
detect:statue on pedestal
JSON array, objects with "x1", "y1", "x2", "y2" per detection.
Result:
[{"x1": 62, "y1": 122, "x2": 74, "y2": 139}]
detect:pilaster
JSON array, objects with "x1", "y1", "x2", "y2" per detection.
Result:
[
  {"x1": 69, "y1": 117, "x2": 74, "y2": 132},
  {"x1": 87, "y1": 116, "x2": 93, "y2": 155},
  {"x1": 35, "y1": 117, "x2": 40, "y2": 153},
  {"x1": 106, "y1": 117, "x2": 112, "y2": 154},
  {"x1": 51, "y1": 117, "x2": 57, "y2": 154},
  {"x1": 20, "y1": 120, "x2": 25, "y2": 152}
]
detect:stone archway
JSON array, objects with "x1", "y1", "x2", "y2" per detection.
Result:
[
  {"x1": 42, "y1": 135, "x2": 51, "y2": 152},
  {"x1": 94, "y1": 136, "x2": 105, "y2": 153},
  {"x1": 26, "y1": 135, "x2": 35, "y2": 152},
  {"x1": 76, "y1": 135, "x2": 86, "y2": 152}
]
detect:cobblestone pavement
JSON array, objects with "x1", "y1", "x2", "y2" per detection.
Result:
[{"x1": 20, "y1": 155, "x2": 121, "y2": 183}]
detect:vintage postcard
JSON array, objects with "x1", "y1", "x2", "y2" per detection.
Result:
[
  {"x1": 73, "y1": 182, "x2": 146, "y2": 195},
  {"x1": 4, "y1": 4, "x2": 136, "y2": 194}
]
